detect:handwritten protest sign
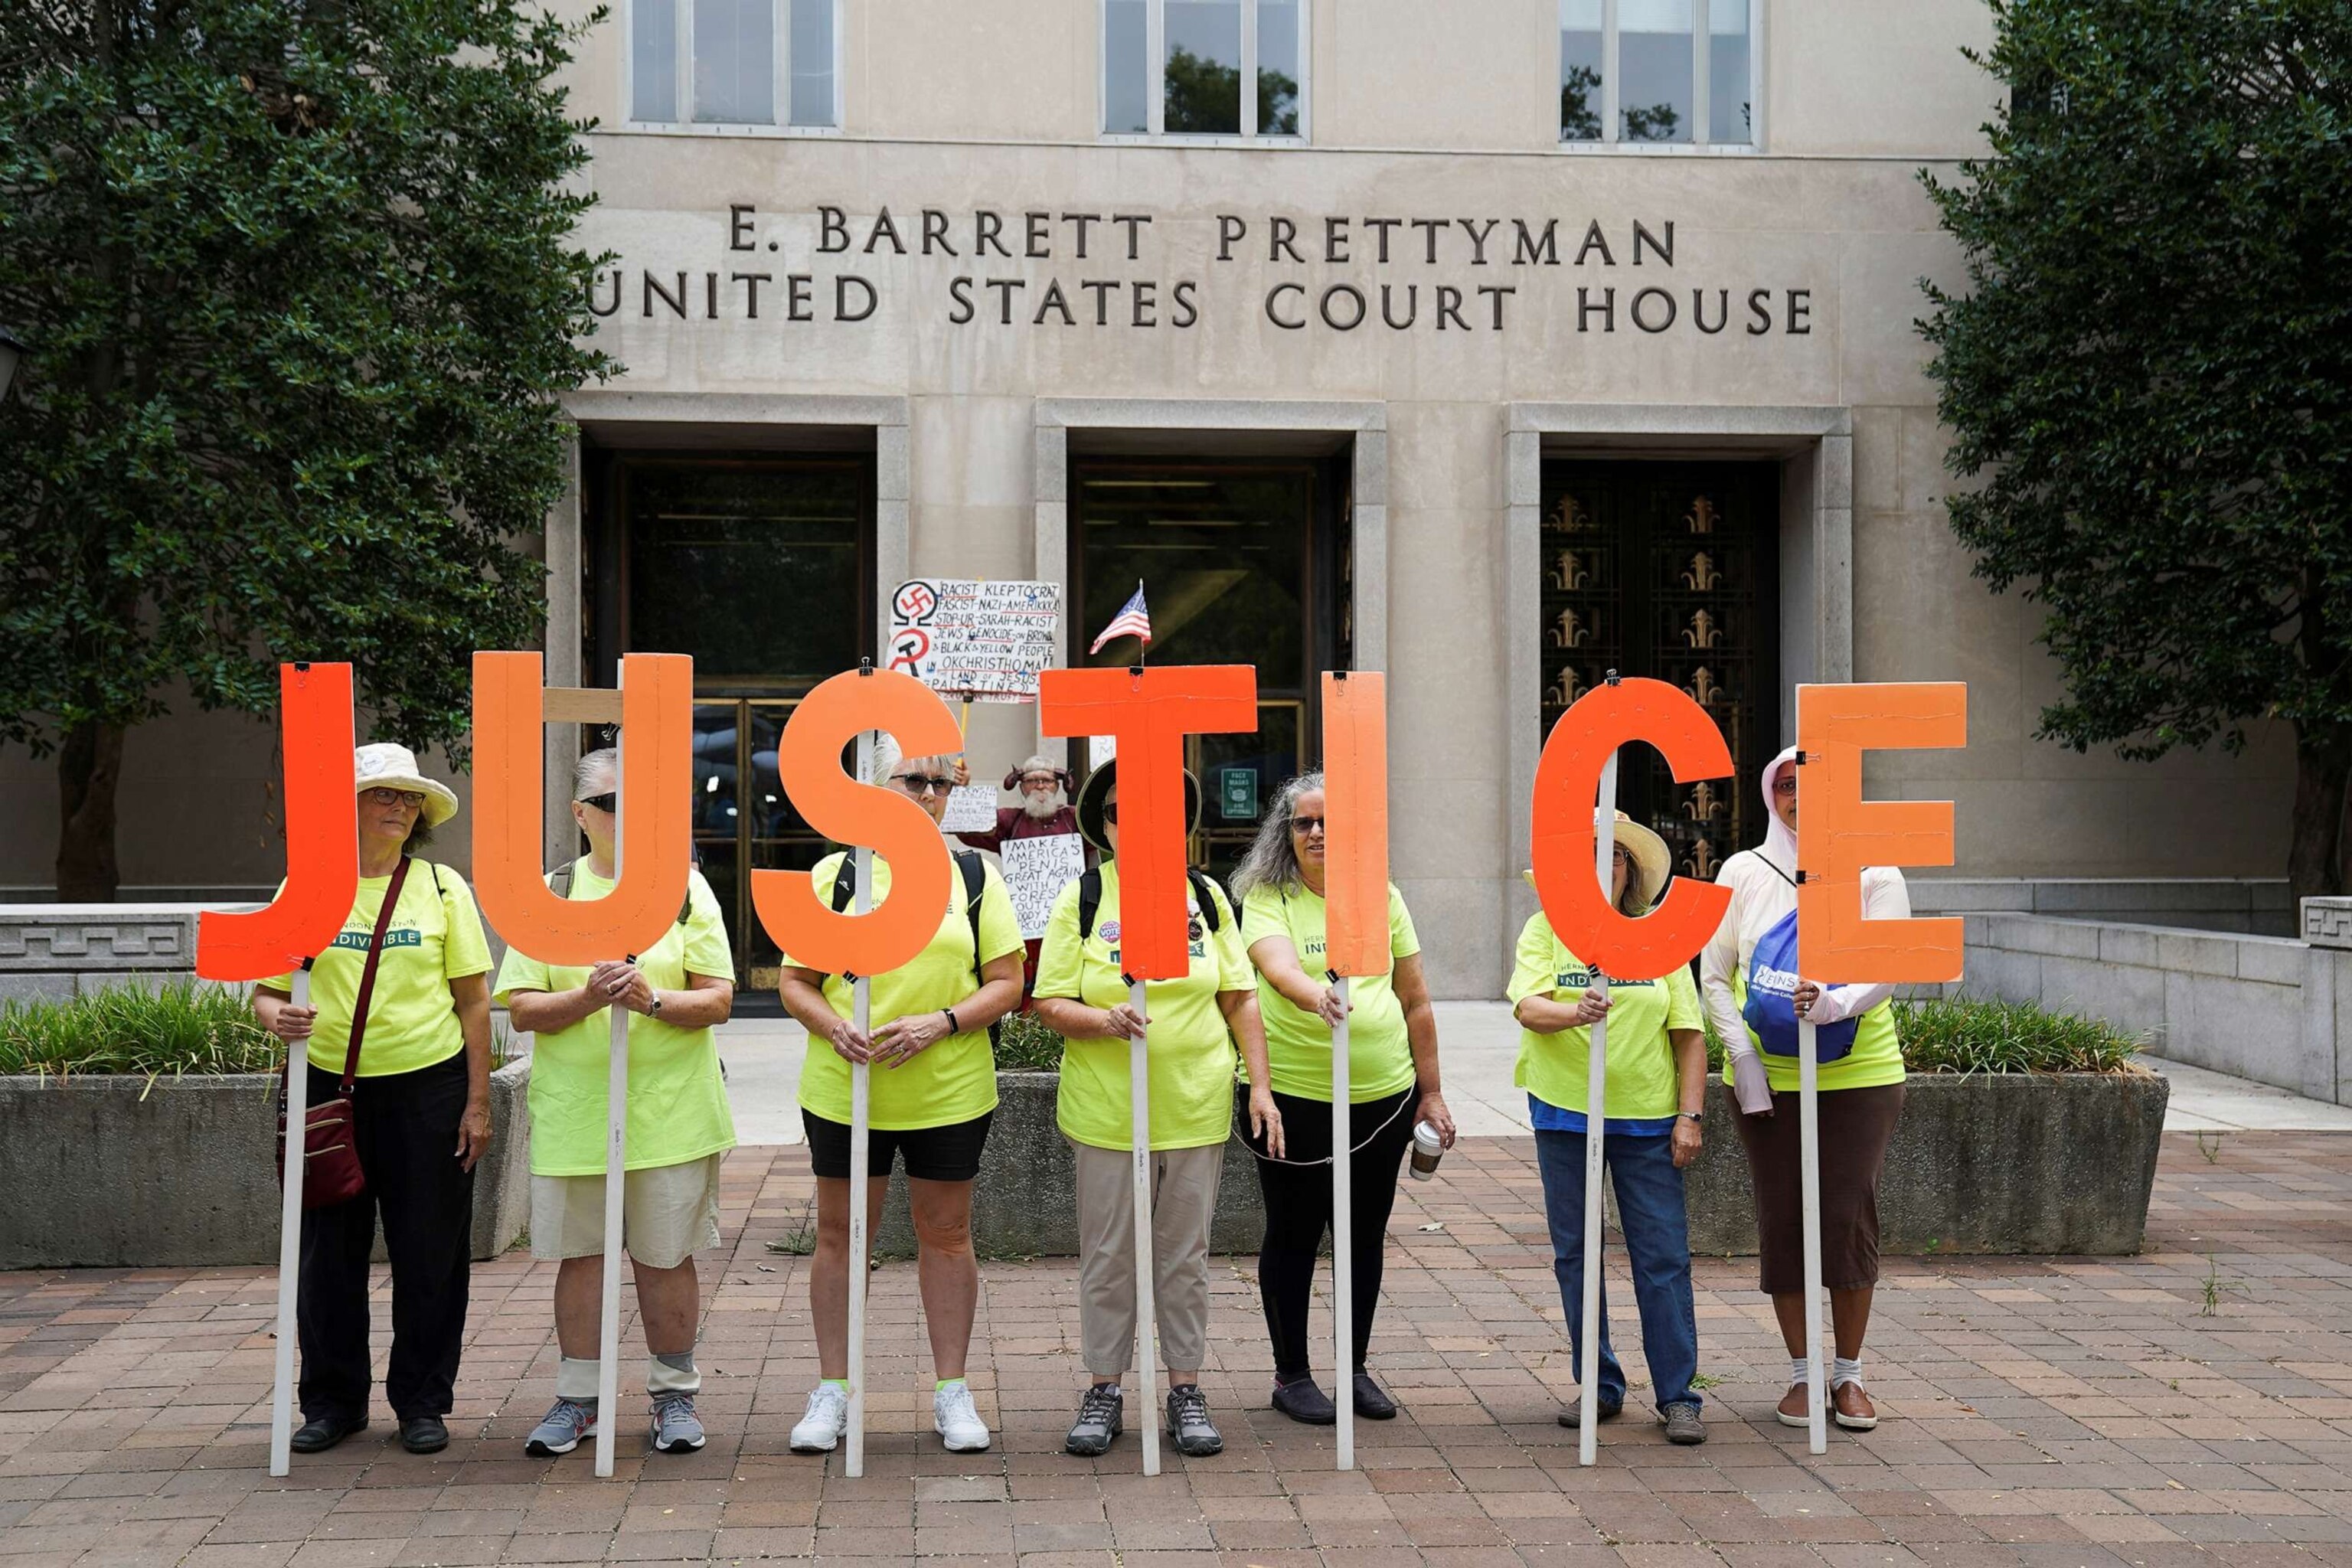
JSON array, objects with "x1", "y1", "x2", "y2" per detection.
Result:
[
  {"x1": 941, "y1": 784, "x2": 998, "y2": 833},
  {"x1": 887, "y1": 579, "x2": 1062, "y2": 702},
  {"x1": 1001, "y1": 833, "x2": 1085, "y2": 939}
]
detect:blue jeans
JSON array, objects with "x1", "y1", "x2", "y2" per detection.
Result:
[{"x1": 1533, "y1": 1127, "x2": 1700, "y2": 1413}]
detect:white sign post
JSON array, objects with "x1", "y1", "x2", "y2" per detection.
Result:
[
  {"x1": 593, "y1": 724, "x2": 632, "y2": 1478},
  {"x1": 1577, "y1": 753, "x2": 1620, "y2": 1468},
  {"x1": 268, "y1": 966, "x2": 312, "y2": 1478},
  {"x1": 1129, "y1": 979, "x2": 1161, "y2": 1477},
  {"x1": 1798, "y1": 1016, "x2": 1828, "y2": 1455},
  {"x1": 846, "y1": 732, "x2": 875, "y2": 1478},
  {"x1": 887, "y1": 579, "x2": 1062, "y2": 702},
  {"x1": 1330, "y1": 974, "x2": 1354, "y2": 1472}
]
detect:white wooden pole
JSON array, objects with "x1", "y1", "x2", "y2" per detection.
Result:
[
  {"x1": 1578, "y1": 753, "x2": 1620, "y2": 1468},
  {"x1": 594, "y1": 723, "x2": 630, "y2": 1479},
  {"x1": 1798, "y1": 1016, "x2": 1828, "y2": 1454},
  {"x1": 269, "y1": 967, "x2": 311, "y2": 1478},
  {"x1": 1129, "y1": 978, "x2": 1161, "y2": 1476},
  {"x1": 1330, "y1": 974, "x2": 1352, "y2": 1472},
  {"x1": 845, "y1": 730, "x2": 874, "y2": 1478}
]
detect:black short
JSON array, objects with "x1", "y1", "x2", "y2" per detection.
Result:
[{"x1": 802, "y1": 1109, "x2": 994, "y2": 1181}]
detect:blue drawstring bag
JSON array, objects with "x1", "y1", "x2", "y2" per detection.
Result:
[{"x1": 1741, "y1": 909, "x2": 1858, "y2": 1062}]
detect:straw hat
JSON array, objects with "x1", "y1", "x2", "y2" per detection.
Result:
[
  {"x1": 354, "y1": 743, "x2": 461, "y2": 828},
  {"x1": 1521, "y1": 811, "x2": 1673, "y2": 910},
  {"x1": 1074, "y1": 759, "x2": 1200, "y2": 858}
]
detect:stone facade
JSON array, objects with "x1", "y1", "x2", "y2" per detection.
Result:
[
  {"x1": 0, "y1": 0, "x2": 2299, "y2": 1000},
  {"x1": 0, "y1": 906, "x2": 200, "y2": 1002}
]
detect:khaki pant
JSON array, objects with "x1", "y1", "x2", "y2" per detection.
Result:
[
  {"x1": 531, "y1": 1153, "x2": 724, "y2": 1271},
  {"x1": 1071, "y1": 1139, "x2": 1223, "y2": 1377}
]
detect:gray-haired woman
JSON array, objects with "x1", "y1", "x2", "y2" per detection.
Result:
[{"x1": 1233, "y1": 771, "x2": 1454, "y2": 1424}]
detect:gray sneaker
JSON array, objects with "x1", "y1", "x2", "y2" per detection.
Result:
[
  {"x1": 524, "y1": 1396, "x2": 596, "y2": 1456},
  {"x1": 1663, "y1": 1402, "x2": 1707, "y2": 1445},
  {"x1": 1165, "y1": 1385, "x2": 1223, "y2": 1457},
  {"x1": 1064, "y1": 1383, "x2": 1123, "y2": 1456},
  {"x1": 650, "y1": 1392, "x2": 706, "y2": 1453}
]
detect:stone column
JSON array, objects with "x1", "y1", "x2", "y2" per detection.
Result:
[{"x1": 2301, "y1": 897, "x2": 2352, "y2": 1105}]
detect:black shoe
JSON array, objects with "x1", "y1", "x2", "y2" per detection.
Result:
[
  {"x1": 289, "y1": 1413, "x2": 368, "y2": 1453},
  {"x1": 398, "y1": 1415, "x2": 449, "y2": 1454},
  {"x1": 1064, "y1": 1383, "x2": 1123, "y2": 1457},
  {"x1": 1557, "y1": 1396, "x2": 1623, "y2": 1426},
  {"x1": 1270, "y1": 1374, "x2": 1336, "y2": 1426},
  {"x1": 1352, "y1": 1373, "x2": 1398, "y2": 1420}
]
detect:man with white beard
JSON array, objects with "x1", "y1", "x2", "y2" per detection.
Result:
[{"x1": 949, "y1": 755, "x2": 1088, "y2": 995}]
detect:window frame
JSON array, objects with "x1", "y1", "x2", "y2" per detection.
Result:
[
  {"x1": 1557, "y1": 0, "x2": 1765, "y2": 155},
  {"x1": 1099, "y1": 0, "x2": 1313, "y2": 146},
  {"x1": 622, "y1": 0, "x2": 843, "y2": 137}
]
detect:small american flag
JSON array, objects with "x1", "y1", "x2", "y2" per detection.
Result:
[{"x1": 1089, "y1": 583, "x2": 1152, "y2": 655}]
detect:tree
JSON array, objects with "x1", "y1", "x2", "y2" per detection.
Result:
[
  {"x1": 0, "y1": 0, "x2": 615, "y2": 899},
  {"x1": 1918, "y1": 0, "x2": 2352, "y2": 903}
]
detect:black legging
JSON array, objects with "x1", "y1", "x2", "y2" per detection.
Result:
[{"x1": 1245, "y1": 1084, "x2": 1417, "y2": 1380}]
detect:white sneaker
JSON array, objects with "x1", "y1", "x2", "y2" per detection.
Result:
[
  {"x1": 933, "y1": 1382, "x2": 991, "y2": 1452},
  {"x1": 789, "y1": 1383, "x2": 849, "y2": 1454}
]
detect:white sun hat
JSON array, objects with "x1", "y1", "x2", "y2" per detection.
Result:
[{"x1": 354, "y1": 743, "x2": 461, "y2": 828}]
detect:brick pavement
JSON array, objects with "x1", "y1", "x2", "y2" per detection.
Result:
[{"x1": 5, "y1": 1131, "x2": 2352, "y2": 1567}]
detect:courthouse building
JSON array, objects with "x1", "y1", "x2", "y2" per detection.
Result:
[{"x1": 0, "y1": 0, "x2": 2295, "y2": 996}]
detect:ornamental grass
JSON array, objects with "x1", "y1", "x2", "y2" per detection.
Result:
[
  {"x1": 1890, "y1": 994, "x2": 2144, "y2": 1076},
  {"x1": 0, "y1": 981, "x2": 279, "y2": 1083}
]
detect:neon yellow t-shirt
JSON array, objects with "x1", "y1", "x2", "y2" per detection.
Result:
[
  {"x1": 265, "y1": 861, "x2": 491, "y2": 1078},
  {"x1": 1033, "y1": 863, "x2": 1250, "y2": 1152},
  {"x1": 1239, "y1": 881, "x2": 1419, "y2": 1104},
  {"x1": 492, "y1": 862, "x2": 738, "y2": 1177},
  {"x1": 1726, "y1": 969, "x2": 1906, "y2": 1093},
  {"x1": 1506, "y1": 911, "x2": 1703, "y2": 1120},
  {"x1": 784, "y1": 851, "x2": 1024, "y2": 1131}
]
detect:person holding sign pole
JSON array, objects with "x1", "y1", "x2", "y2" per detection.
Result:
[
  {"x1": 252, "y1": 744, "x2": 495, "y2": 1457},
  {"x1": 1509, "y1": 814, "x2": 1710, "y2": 1447},
  {"x1": 1233, "y1": 771, "x2": 1455, "y2": 1426},
  {"x1": 1031, "y1": 762, "x2": 1279, "y2": 1460},
  {"x1": 495, "y1": 749, "x2": 738, "y2": 1459},
  {"x1": 777, "y1": 736, "x2": 1026, "y2": 1457},
  {"x1": 1700, "y1": 746, "x2": 1910, "y2": 1434}
]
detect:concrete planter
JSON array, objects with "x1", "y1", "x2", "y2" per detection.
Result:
[
  {"x1": 873, "y1": 1066, "x2": 2169, "y2": 1260},
  {"x1": 1673, "y1": 1070, "x2": 2171, "y2": 1256},
  {"x1": 0, "y1": 1057, "x2": 533, "y2": 1269}
]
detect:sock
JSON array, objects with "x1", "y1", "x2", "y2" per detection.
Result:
[
  {"x1": 647, "y1": 1349, "x2": 700, "y2": 1397},
  {"x1": 1831, "y1": 1357, "x2": 1864, "y2": 1390},
  {"x1": 556, "y1": 1356, "x2": 601, "y2": 1403},
  {"x1": 821, "y1": 1379, "x2": 849, "y2": 1392},
  {"x1": 935, "y1": 1377, "x2": 966, "y2": 1394},
  {"x1": 1791, "y1": 1357, "x2": 1810, "y2": 1386}
]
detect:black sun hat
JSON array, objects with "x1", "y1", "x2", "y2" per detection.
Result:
[{"x1": 1074, "y1": 759, "x2": 1203, "y2": 858}]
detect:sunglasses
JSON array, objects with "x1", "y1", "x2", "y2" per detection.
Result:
[
  {"x1": 576, "y1": 792, "x2": 616, "y2": 813},
  {"x1": 893, "y1": 773, "x2": 954, "y2": 796},
  {"x1": 1289, "y1": 815, "x2": 1326, "y2": 835}
]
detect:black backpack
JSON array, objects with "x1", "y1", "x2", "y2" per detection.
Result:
[
  {"x1": 1076, "y1": 866, "x2": 1224, "y2": 946},
  {"x1": 828, "y1": 848, "x2": 998, "y2": 1043}
]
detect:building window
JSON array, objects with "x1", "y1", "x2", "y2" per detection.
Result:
[
  {"x1": 1560, "y1": 0, "x2": 1754, "y2": 147},
  {"x1": 629, "y1": 0, "x2": 838, "y2": 129},
  {"x1": 1103, "y1": 0, "x2": 1306, "y2": 139}
]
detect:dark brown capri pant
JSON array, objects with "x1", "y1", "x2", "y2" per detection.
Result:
[{"x1": 1733, "y1": 1081, "x2": 1906, "y2": 1295}]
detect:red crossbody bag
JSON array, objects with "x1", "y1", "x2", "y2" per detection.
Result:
[{"x1": 277, "y1": 856, "x2": 412, "y2": 1208}]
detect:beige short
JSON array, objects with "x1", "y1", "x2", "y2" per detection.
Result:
[{"x1": 531, "y1": 1153, "x2": 724, "y2": 1270}]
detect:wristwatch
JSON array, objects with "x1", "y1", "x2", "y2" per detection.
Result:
[
  {"x1": 1679, "y1": 1110, "x2": 1703, "y2": 1124},
  {"x1": 648, "y1": 993, "x2": 664, "y2": 1018}
]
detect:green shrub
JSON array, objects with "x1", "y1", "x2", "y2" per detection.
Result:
[
  {"x1": 1893, "y1": 994, "x2": 2142, "y2": 1075},
  {"x1": 0, "y1": 981, "x2": 279, "y2": 1080},
  {"x1": 1710, "y1": 993, "x2": 2135, "y2": 1076},
  {"x1": 991, "y1": 1008, "x2": 1067, "y2": 1072}
]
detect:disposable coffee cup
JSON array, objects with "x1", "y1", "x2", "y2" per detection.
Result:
[{"x1": 1409, "y1": 1120, "x2": 1445, "y2": 1181}]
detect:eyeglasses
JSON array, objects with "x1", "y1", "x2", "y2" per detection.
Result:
[
  {"x1": 1019, "y1": 774, "x2": 1060, "y2": 789},
  {"x1": 1103, "y1": 802, "x2": 1119, "y2": 823},
  {"x1": 893, "y1": 773, "x2": 953, "y2": 796},
  {"x1": 1612, "y1": 848, "x2": 1632, "y2": 867},
  {"x1": 1773, "y1": 776, "x2": 1798, "y2": 795},
  {"x1": 364, "y1": 788, "x2": 426, "y2": 808},
  {"x1": 576, "y1": 792, "x2": 616, "y2": 813},
  {"x1": 1290, "y1": 815, "x2": 1326, "y2": 835}
]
